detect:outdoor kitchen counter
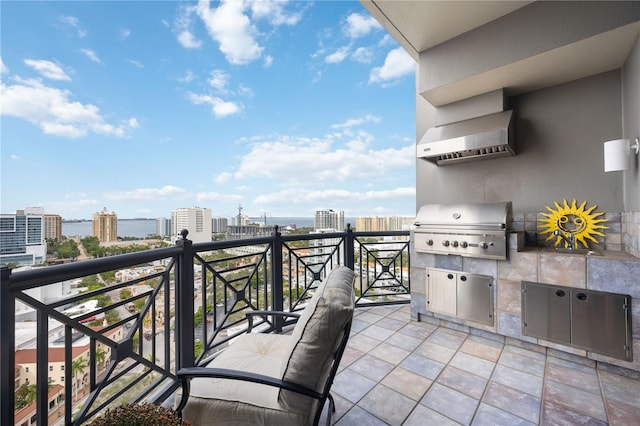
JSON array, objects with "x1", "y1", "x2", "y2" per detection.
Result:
[
  {"x1": 538, "y1": 247, "x2": 640, "y2": 261},
  {"x1": 410, "y1": 244, "x2": 640, "y2": 372}
]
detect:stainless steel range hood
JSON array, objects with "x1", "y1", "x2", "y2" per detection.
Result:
[{"x1": 416, "y1": 110, "x2": 515, "y2": 165}]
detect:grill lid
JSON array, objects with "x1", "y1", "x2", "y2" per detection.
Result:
[{"x1": 415, "y1": 201, "x2": 513, "y2": 231}]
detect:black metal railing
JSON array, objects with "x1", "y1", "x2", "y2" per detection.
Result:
[{"x1": 1, "y1": 226, "x2": 409, "y2": 425}]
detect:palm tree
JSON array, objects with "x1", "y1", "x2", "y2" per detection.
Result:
[
  {"x1": 95, "y1": 347, "x2": 107, "y2": 371},
  {"x1": 25, "y1": 383, "x2": 37, "y2": 407},
  {"x1": 71, "y1": 357, "x2": 87, "y2": 402}
]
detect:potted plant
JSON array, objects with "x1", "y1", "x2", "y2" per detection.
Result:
[{"x1": 88, "y1": 403, "x2": 190, "y2": 426}]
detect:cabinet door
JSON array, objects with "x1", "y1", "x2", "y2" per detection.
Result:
[
  {"x1": 571, "y1": 290, "x2": 631, "y2": 361},
  {"x1": 427, "y1": 269, "x2": 457, "y2": 316},
  {"x1": 522, "y1": 281, "x2": 571, "y2": 344},
  {"x1": 457, "y1": 274, "x2": 493, "y2": 325}
]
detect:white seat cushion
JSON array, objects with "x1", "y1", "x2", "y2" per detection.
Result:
[{"x1": 183, "y1": 333, "x2": 307, "y2": 425}]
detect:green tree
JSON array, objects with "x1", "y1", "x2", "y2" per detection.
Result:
[
  {"x1": 194, "y1": 340, "x2": 204, "y2": 358},
  {"x1": 14, "y1": 383, "x2": 37, "y2": 410},
  {"x1": 81, "y1": 236, "x2": 101, "y2": 257},
  {"x1": 71, "y1": 357, "x2": 88, "y2": 402},
  {"x1": 120, "y1": 288, "x2": 133, "y2": 300},
  {"x1": 46, "y1": 238, "x2": 59, "y2": 256},
  {"x1": 57, "y1": 239, "x2": 80, "y2": 259},
  {"x1": 100, "y1": 270, "x2": 116, "y2": 283},
  {"x1": 96, "y1": 347, "x2": 107, "y2": 371}
]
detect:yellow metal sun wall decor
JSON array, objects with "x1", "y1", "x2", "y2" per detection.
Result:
[{"x1": 539, "y1": 199, "x2": 607, "y2": 249}]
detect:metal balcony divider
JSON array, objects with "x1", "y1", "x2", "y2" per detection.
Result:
[{"x1": 1, "y1": 227, "x2": 409, "y2": 425}]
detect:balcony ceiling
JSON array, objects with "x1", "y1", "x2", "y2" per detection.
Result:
[{"x1": 361, "y1": 0, "x2": 640, "y2": 105}]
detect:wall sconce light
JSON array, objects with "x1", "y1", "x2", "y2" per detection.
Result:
[{"x1": 604, "y1": 137, "x2": 639, "y2": 172}]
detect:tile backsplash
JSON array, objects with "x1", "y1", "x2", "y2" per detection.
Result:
[
  {"x1": 512, "y1": 210, "x2": 639, "y2": 257},
  {"x1": 623, "y1": 211, "x2": 640, "y2": 258}
]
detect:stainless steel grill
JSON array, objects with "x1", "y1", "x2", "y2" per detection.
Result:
[{"x1": 414, "y1": 201, "x2": 513, "y2": 260}]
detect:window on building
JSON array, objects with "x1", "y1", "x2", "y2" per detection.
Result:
[
  {"x1": 60, "y1": 376, "x2": 64, "y2": 382},
  {"x1": 49, "y1": 365, "x2": 53, "y2": 371},
  {"x1": 25, "y1": 367, "x2": 29, "y2": 372},
  {"x1": 61, "y1": 365, "x2": 64, "y2": 371},
  {"x1": 49, "y1": 399, "x2": 55, "y2": 409}
]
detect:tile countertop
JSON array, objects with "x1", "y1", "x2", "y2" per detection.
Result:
[{"x1": 516, "y1": 246, "x2": 640, "y2": 262}]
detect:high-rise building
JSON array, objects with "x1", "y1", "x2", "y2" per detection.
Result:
[
  {"x1": 44, "y1": 214, "x2": 62, "y2": 241},
  {"x1": 212, "y1": 217, "x2": 229, "y2": 233},
  {"x1": 0, "y1": 207, "x2": 46, "y2": 266},
  {"x1": 156, "y1": 217, "x2": 172, "y2": 237},
  {"x1": 92, "y1": 208, "x2": 118, "y2": 242},
  {"x1": 314, "y1": 209, "x2": 344, "y2": 231},
  {"x1": 309, "y1": 229, "x2": 341, "y2": 273},
  {"x1": 171, "y1": 207, "x2": 212, "y2": 243},
  {"x1": 355, "y1": 216, "x2": 416, "y2": 232}
]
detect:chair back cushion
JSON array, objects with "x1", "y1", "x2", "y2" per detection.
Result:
[{"x1": 278, "y1": 266, "x2": 355, "y2": 413}]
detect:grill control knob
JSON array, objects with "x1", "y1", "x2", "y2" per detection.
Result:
[
  {"x1": 452, "y1": 241, "x2": 459, "y2": 247},
  {"x1": 460, "y1": 241, "x2": 468, "y2": 248},
  {"x1": 426, "y1": 239, "x2": 434, "y2": 246},
  {"x1": 479, "y1": 242, "x2": 489, "y2": 249},
  {"x1": 442, "y1": 240, "x2": 450, "y2": 247}
]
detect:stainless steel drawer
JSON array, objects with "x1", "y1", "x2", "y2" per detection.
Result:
[
  {"x1": 522, "y1": 281, "x2": 571, "y2": 344},
  {"x1": 427, "y1": 269, "x2": 494, "y2": 326},
  {"x1": 571, "y1": 290, "x2": 630, "y2": 360},
  {"x1": 522, "y1": 281, "x2": 632, "y2": 361},
  {"x1": 457, "y1": 273, "x2": 493, "y2": 325}
]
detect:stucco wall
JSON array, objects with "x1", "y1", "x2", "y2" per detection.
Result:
[
  {"x1": 415, "y1": 71, "x2": 624, "y2": 215},
  {"x1": 622, "y1": 34, "x2": 640, "y2": 210}
]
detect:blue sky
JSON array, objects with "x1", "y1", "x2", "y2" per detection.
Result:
[{"x1": 1, "y1": 0, "x2": 416, "y2": 220}]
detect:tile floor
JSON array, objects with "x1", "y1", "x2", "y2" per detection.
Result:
[{"x1": 330, "y1": 304, "x2": 640, "y2": 425}]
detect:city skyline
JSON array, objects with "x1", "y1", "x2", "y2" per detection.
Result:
[{"x1": 1, "y1": 1, "x2": 417, "y2": 220}]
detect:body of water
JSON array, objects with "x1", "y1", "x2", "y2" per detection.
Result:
[
  {"x1": 62, "y1": 217, "x2": 355, "y2": 238},
  {"x1": 62, "y1": 219, "x2": 157, "y2": 238}
]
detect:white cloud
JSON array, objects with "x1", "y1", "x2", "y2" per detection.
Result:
[
  {"x1": 197, "y1": 0, "x2": 262, "y2": 65},
  {"x1": 59, "y1": 15, "x2": 78, "y2": 27},
  {"x1": 196, "y1": 192, "x2": 243, "y2": 203},
  {"x1": 127, "y1": 59, "x2": 144, "y2": 68},
  {"x1": 253, "y1": 186, "x2": 415, "y2": 205},
  {"x1": 48, "y1": 198, "x2": 99, "y2": 213},
  {"x1": 263, "y1": 55, "x2": 273, "y2": 68},
  {"x1": 249, "y1": 0, "x2": 302, "y2": 26},
  {"x1": 332, "y1": 114, "x2": 381, "y2": 130},
  {"x1": 120, "y1": 28, "x2": 131, "y2": 39},
  {"x1": 59, "y1": 15, "x2": 87, "y2": 38},
  {"x1": 178, "y1": 30, "x2": 202, "y2": 49},
  {"x1": 237, "y1": 84, "x2": 254, "y2": 97},
  {"x1": 0, "y1": 77, "x2": 138, "y2": 138},
  {"x1": 80, "y1": 48, "x2": 101, "y2": 63},
  {"x1": 178, "y1": 70, "x2": 197, "y2": 83},
  {"x1": 233, "y1": 133, "x2": 414, "y2": 183},
  {"x1": 344, "y1": 13, "x2": 381, "y2": 39},
  {"x1": 24, "y1": 59, "x2": 71, "y2": 81},
  {"x1": 208, "y1": 69, "x2": 229, "y2": 92},
  {"x1": 104, "y1": 185, "x2": 188, "y2": 201},
  {"x1": 173, "y1": 4, "x2": 201, "y2": 48},
  {"x1": 325, "y1": 46, "x2": 350, "y2": 64},
  {"x1": 10, "y1": 154, "x2": 19, "y2": 160},
  {"x1": 188, "y1": 92, "x2": 242, "y2": 118},
  {"x1": 215, "y1": 172, "x2": 233, "y2": 184},
  {"x1": 369, "y1": 47, "x2": 415, "y2": 85},
  {"x1": 352, "y1": 47, "x2": 374, "y2": 64},
  {"x1": 0, "y1": 57, "x2": 8, "y2": 73}
]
